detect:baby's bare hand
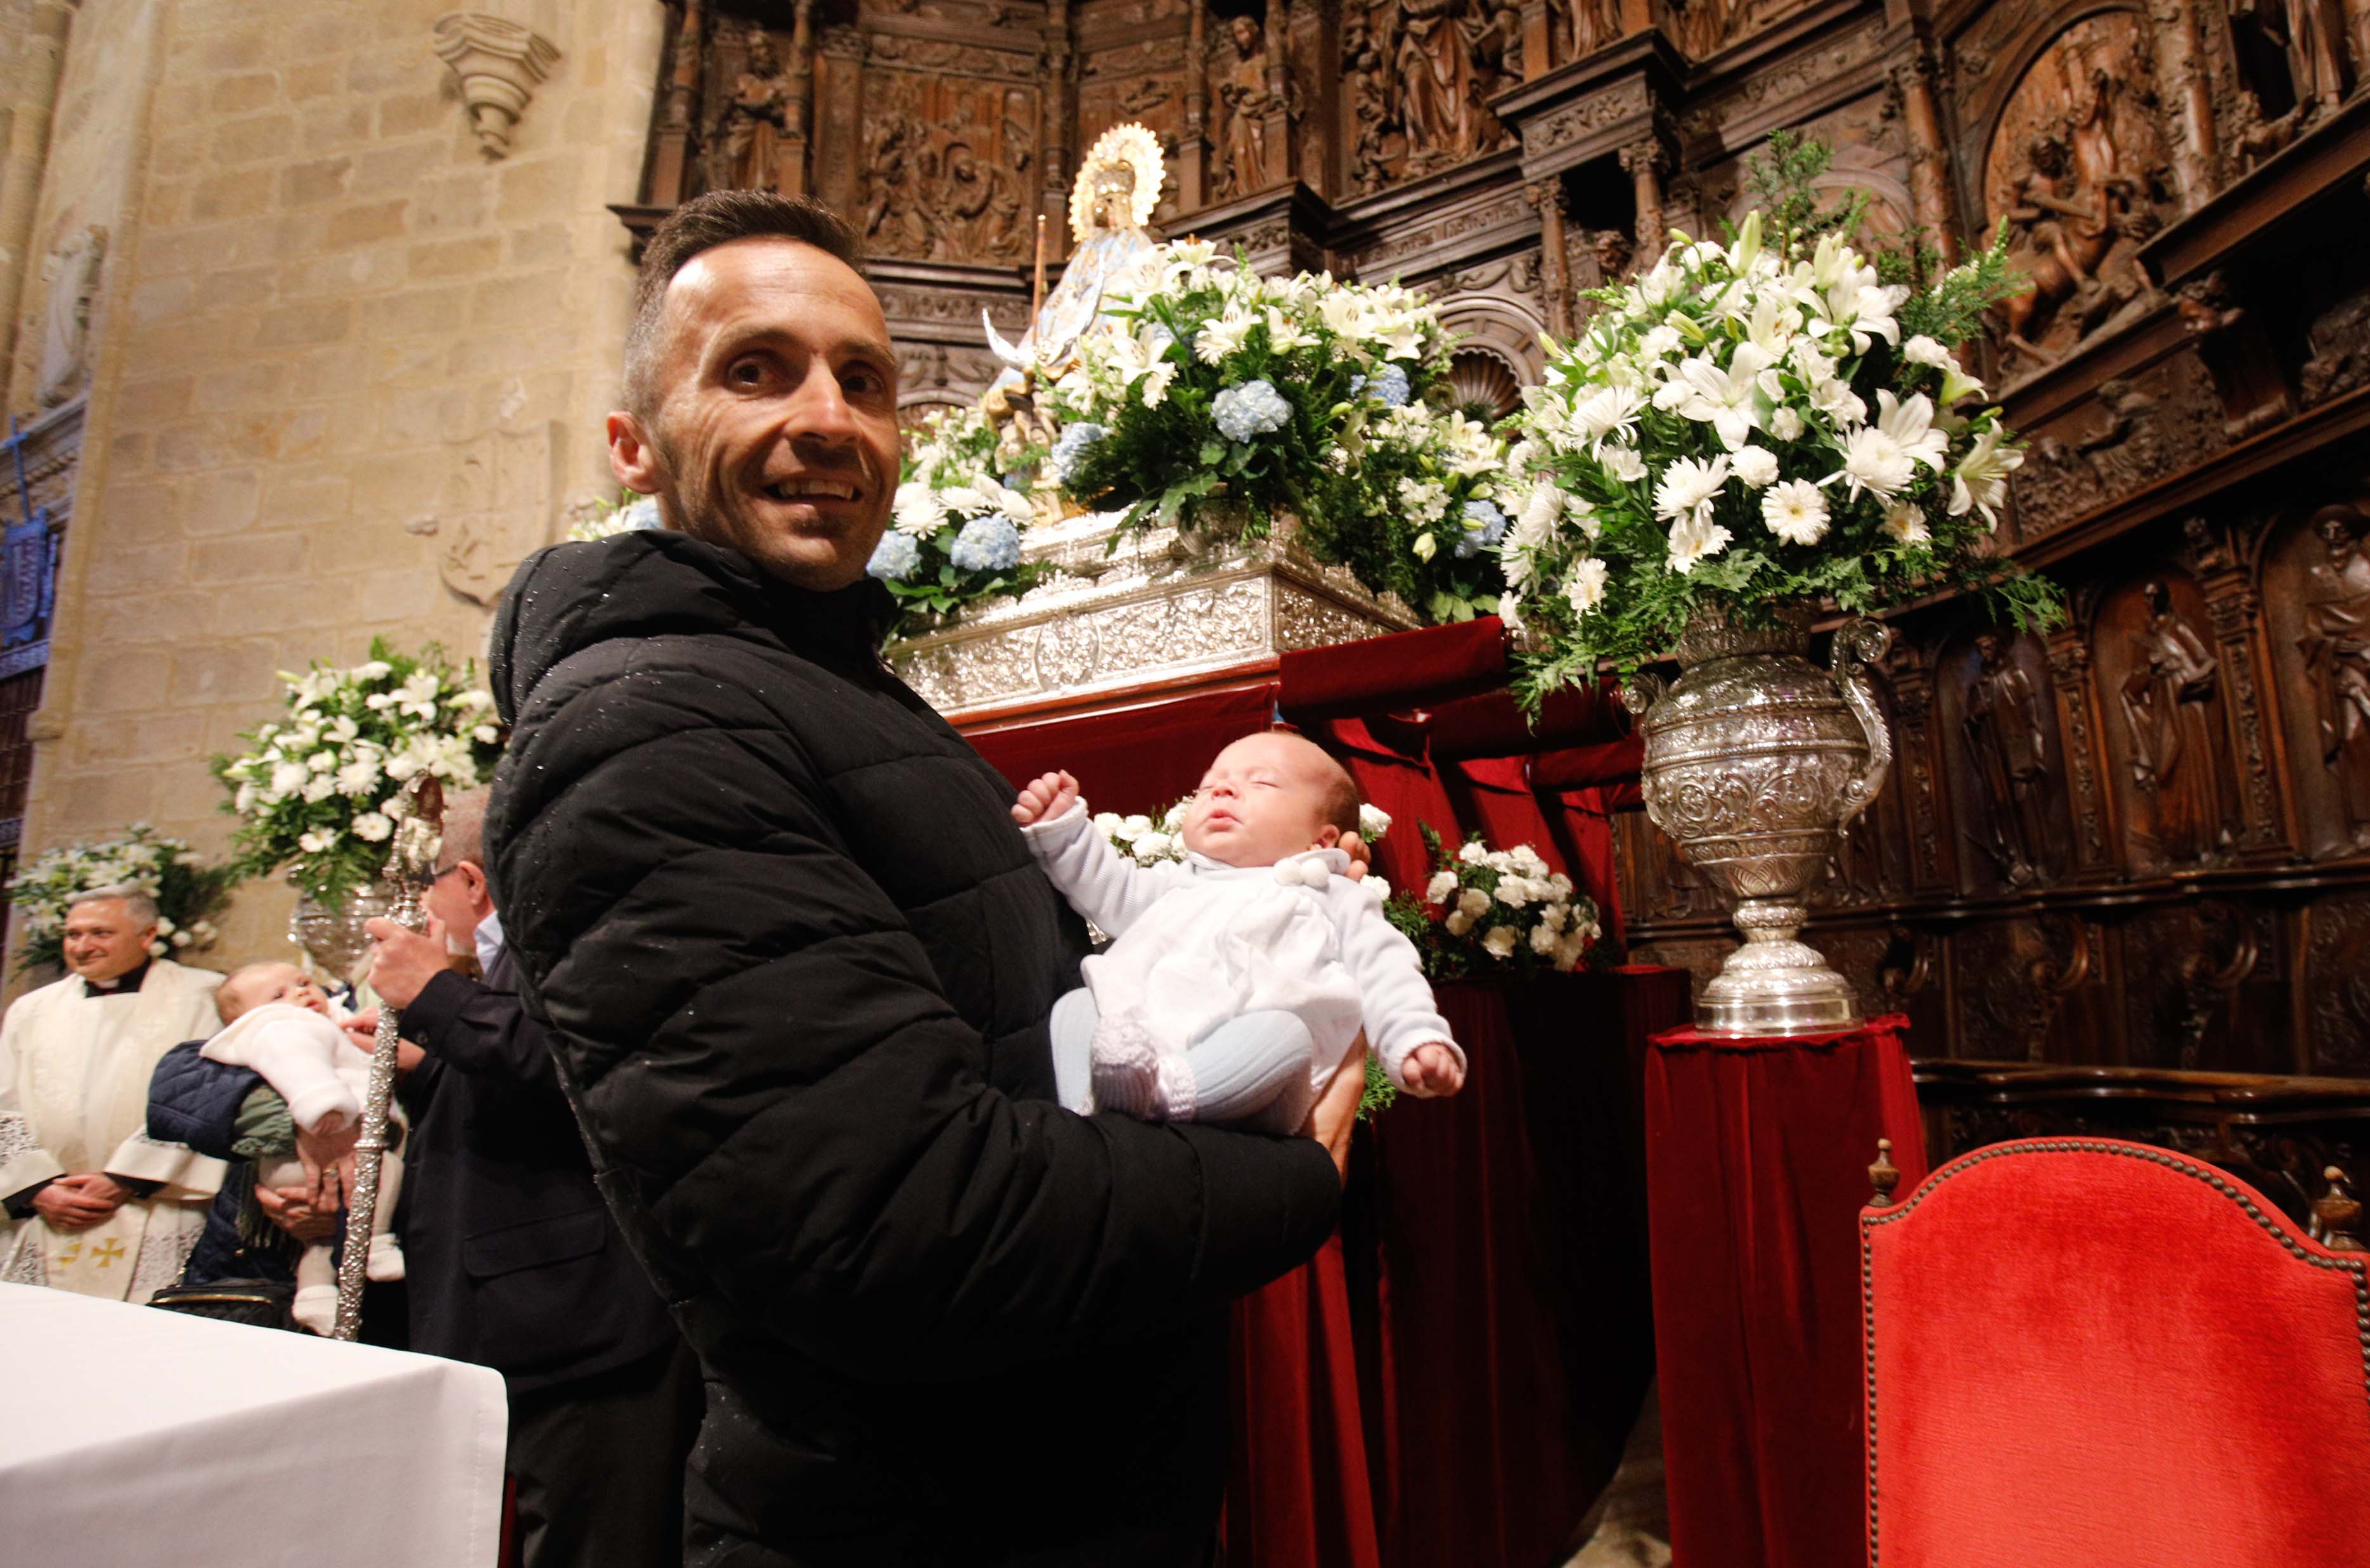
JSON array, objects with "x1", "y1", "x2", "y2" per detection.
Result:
[
  {"x1": 1402, "y1": 1043, "x2": 1465, "y2": 1098},
  {"x1": 1011, "y1": 769, "x2": 1080, "y2": 826}
]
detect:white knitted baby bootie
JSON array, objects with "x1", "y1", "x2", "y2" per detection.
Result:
[
  {"x1": 1090, "y1": 1019, "x2": 1160, "y2": 1119},
  {"x1": 292, "y1": 1284, "x2": 337, "y2": 1336},
  {"x1": 366, "y1": 1231, "x2": 406, "y2": 1283}
]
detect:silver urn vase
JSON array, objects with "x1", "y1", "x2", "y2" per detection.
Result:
[
  {"x1": 288, "y1": 879, "x2": 389, "y2": 982},
  {"x1": 1622, "y1": 607, "x2": 1893, "y2": 1036}
]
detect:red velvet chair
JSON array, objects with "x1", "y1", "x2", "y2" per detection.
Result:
[{"x1": 1859, "y1": 1138, "x2": 2370, "y2": 1568}]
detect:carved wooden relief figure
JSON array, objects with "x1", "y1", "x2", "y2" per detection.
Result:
[
  {"x1": 1340, "y1": 0, "x2": 1512, "y2": 193},
  {"x1": 2301, "y1": 506, "x2": 2370, "y2": 849},
  {"x1": 2301, "y1": 289, "x2": 2370, "y2": 408},
  {"x1": 2011, "y1": 358, "x2": 2225, "y2": 539},
  {"x1": 2231, "y1": 0, "x2": 2350, "y2": 127},
  {"x1": 1567, "y1": 0, "x2": 1621, "y2": 58},
  {"x1": 709, "y1": 25, "x2": 799, "y2": 194},
  {"x1": 2118, "y1": 579, "x2": 2232, "y2": 865},
  {"x1": 1963, "y1": 631, "x2": 2057, "y2": 887},
  {"x1": 861, "y1": 68, "x2": 1038, "y2": 264},
  {"x1": 1983, "y1": 16, "x2": 2172, "y2": 371},
  {"x1": 1213, "y1": 14, "x2": 1272, "y2": 200},
  {"x1": 1659, "y1": 0, "x2": 1822, "y2": 58},
  {"x1": 1341, "y1": 9, "x2": 1392, "y2": 194}
]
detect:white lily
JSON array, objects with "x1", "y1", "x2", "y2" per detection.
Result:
[
  {"x1": 1938, "y1": 362, "x2": 1988, "y2": 406},
  {"x1": 1673, "y1": 342, "x2": 1779, "y2": 449},
  {"x1": 1948, "y1": 422, "x2": 2023, "y2": 527},
  {"x1": 1875, "y1": 389, "x2": 1950, "y2": 472},
  {"x1": 1195, "y1": 308, "x2": 1256, "y2": 364},
  {"x1": 1263, "y1": 307, "x2": 1313, "y2": 354}
]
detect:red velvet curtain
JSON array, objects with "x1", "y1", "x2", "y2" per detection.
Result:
[
  {"x1": 957, "y1": 622, "x2": 1674, "y2": 1568},
  {"x1": 966, "y1": 681, "x2": 1280, "y2": 810},
  {"x1": 1643, "y1": 1015, "x2": 1929, "y2": 1568},
  {"x1": 1343, "y1": 975, "x2": 1684, "y2": 1568}
]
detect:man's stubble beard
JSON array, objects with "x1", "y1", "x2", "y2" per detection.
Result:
[{"x1": 646, "y1": 424, "x2": 890, "y2": 592}]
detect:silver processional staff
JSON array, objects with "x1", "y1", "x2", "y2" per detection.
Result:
[{"x1": 331, "y1": 773, "x2": 444, "y2": 1341}]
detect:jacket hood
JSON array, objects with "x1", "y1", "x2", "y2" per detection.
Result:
[{"x1": 489, "y1": 530, "x2": 893, "y2": 723}]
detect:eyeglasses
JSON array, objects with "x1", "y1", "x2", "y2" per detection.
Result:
[{"x1": 428, "y1": 861, "x2": 470, "y2": 883}]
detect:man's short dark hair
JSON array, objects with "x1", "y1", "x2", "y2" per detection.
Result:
[{"x1": 624, "y1": 190, "x2": 866, "y2": 418}]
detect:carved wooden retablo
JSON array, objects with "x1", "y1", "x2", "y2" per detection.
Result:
[{"x1": 615, "y1": 0, "x2": 2370, "y2": 1068}]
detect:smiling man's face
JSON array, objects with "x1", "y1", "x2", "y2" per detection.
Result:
[{"x1": 610, "y1": 238, "x2": 901, "y2": 591}]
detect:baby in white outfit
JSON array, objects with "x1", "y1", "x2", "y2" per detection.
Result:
[
  {"x1": 202, "y1": 963, "x2": 405, "y2": 1333},
  {"x1": 1014, "y1": 731, "x2": 1465, "y2": 1132}
]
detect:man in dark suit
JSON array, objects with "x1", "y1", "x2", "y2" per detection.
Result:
[{"x1": 357, "y1": 786, "x2": 698, "y2": 1568}]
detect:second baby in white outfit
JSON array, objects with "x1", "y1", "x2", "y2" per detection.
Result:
[
  {"x1": 1014, "y1": 731, "x2": 1466, "y2": 1132},
  {"x1": 202, "y1": 963, "x2": 405, "y2": 1333}
]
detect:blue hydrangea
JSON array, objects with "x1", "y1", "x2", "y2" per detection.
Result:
[
  {"x1": 1213, "y1": 378, "x2": 1292, "y2": 442},
  {"x1": 619, "y1": 496, "x2": 662, "y2": 530},
  {"x1": 866, "y1": 530, "x2": 921, "y2": 581},
  {"x1": 950, "y1": 514, "x2": 1022, "y2": 573},
  {"x1": 1452, "y1": 498, "x2": 1508, "y2": 560},
  {"x1": 1049, "y1": 422, "x2": 1107, "y2": 481},
  {"x1": 1370, "y1": 364, "x2": 1412, "y2": 408}
]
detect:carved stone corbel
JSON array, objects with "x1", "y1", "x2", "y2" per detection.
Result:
[{"x1": 432, "y1": 13, "x2": 561, "y2": 160}]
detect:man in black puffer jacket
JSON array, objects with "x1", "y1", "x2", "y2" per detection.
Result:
[{"x1": 486, "y1": 191, "x2": 1353, "y2": 1567}]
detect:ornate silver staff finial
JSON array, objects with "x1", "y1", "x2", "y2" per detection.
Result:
[{"x1": 330, "y1": 773, "x2": 444, "y2": 1341}]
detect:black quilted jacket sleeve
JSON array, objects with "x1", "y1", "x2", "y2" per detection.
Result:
[{"x1": 486, "y1": 538, "x2": 1341, "y2": 1387}]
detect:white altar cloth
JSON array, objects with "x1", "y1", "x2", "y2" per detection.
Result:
[{"x1": 0, "y1": 1282, "x2": 506, "y2": 1566}]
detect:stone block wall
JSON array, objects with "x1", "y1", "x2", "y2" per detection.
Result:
[{"x1": 7, "y1": 0, "x2": 666, "y2": 977}]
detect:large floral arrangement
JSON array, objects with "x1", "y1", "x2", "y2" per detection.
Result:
[
  {"x1": 1385, "y1": 826, "x2": 1601, "y2": 977},
  {"x1": 8, "y1": 825, "x2": 238, "y2": 974},
  {"x1": 1500, "y1": 136, "x2": 2058, "y2": 695},
  {"x1": 870, "y1": 403, "x2": 1045, "y2": 635},
  {"x1": 1047, "y1": 241, "x2": 1508, "y2": 619},
  {"x1": 211, "y1": 639, "x2": 505, "y2": 903}
]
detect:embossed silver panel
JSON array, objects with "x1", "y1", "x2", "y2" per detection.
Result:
[{"x1": 889, "y1": 513, "x2": 1419, "y2": 717}]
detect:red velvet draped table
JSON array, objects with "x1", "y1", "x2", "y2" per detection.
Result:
[
  {"x1": 1642, "y1": 1015, "x2": 1929, "y2": 1568},
  {"x1": 1223, "y1": 970, "x2": 1691, "y2": 1568}
]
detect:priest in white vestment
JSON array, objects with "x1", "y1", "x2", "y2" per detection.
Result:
[{"x1": 0, "y1": 887, "x2": 226, "y2": 1301}]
